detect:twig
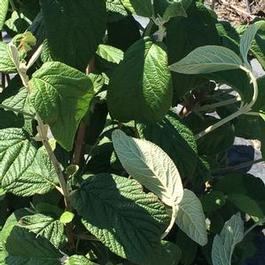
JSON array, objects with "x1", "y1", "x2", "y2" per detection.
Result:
[
  {"x1": 220, "y1": 0, "x2": 256, "y2": 19},
  {"x1": 72, "y1": 57, "x2": 95, "y2": 166}
]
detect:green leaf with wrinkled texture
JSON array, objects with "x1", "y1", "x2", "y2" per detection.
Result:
[
  {"x1": 20, "y1": 213, "x2": 65, "y2": 247},
  {"x1": 5, "y1": 226, "x2": 63, "y2": 265},
  {"x1": 106, "y1": 0, "x2": 128, "y2": 22},
  {"x1": 240, "y1": 23, "x2": 260, "y2": 67},
  {"x1": 175, "y1": 189, "x2": 208, "y2": 246},
  {"x1": 29, "y1": 61, "x2": 94, "y2": 151},
  {"x1": 170, "y1": 45, "x2": 243, "y2": 74},
  {"x1": 112, "y1": 129, "x2": 183, "y2": 207},
  {"x1": 0, "y1": 0, "x2": 8, "y2": 30},
  {"x1": 64, "y1": 255, "x2": 97, "y2": 265},
  {"x1": 137, "y1": 111, "x2": 198, "y2": 179},
  {"x1": 4, "y1": 146, "x2": 58, "y2": 196},
  {"x1": 0, "y1": 42, "x2": 16, "y2": 73},
  {"x1": 121, "y1": 0, "x2": 153, "y2": 17},
  {"x1": 40, "y1": 0, "x2": 106, "y2": 70},
  {"x1": 96, "y1": 44, "x2": 124, "y2": 64},
  {"x1": 71, "y1": 173, "x2": 169, "y2": 265},
  {"x1": 212, "y1": 213, "x2": 244, "y2": 265},
  {"x1": 0, "y1": 128, "x2": 37, "y2": 192},
  {"x1": 1, "y1": 87, "x2": 35, "y2": 116},
  {"x1": 108, "y1": 37, "x2": 173, "y2": 123}
]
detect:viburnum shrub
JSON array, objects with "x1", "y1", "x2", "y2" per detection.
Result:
[{"x1": 0, "y1": 0, "x2": 264, "y2": 264}]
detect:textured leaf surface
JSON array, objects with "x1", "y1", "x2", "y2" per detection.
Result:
[
  {"x1": 106, "y1": 0, "x2": 128, "y2": 22},
  {"x1": 5, "y1": 226, "x2": 63, "y2": 265},
  {"x1": 20, "y1": 213, "x2": 65, "y2": 247},
  {"x1": 40, "y1": 0, "x2": 106, "y2": 70},
  {"x1": 121, "y1": 0, "x2": 153, "y2": 17},
  {"x1": 170, "y1": 45, "x2": 243, "y2": 74},
  {"x1": 0, "y1": 128, "x2": 37, "y2": 193},
  {"x1": 0, "y1": 42, "x2": 16, "y2": 73},
  {"x1": 175, "y1": 189, "x2": 208, "y2": 246},
  {"x1": 96, "y1": 44, "x2": 124, "y2": 64},
  {"x1": 65, "y1": 255, "x2": 97, "y2": 265},
  {"x1": 29, "y1": 61, "x2": 94, "y2": 151},
  {"x1": 137, "y1": 112, "x2": 198, "y2": 179},
  {"x1": 212, "y1": 213, "x2": 244, "y2": 265},
  {"x1": 107, "y1": 38, "x2": 172, "y2": 123},
  {"x1": 112, "y1": 129, "x2": 183, "y2": 206},
  {"x1": 0, "y1": 0, "x2": 8, "y2": 30},
  {"x1": 4, "y1": 147, "x2": 58, "y2": 196},
  {"x1": 71, "y1": 174, "x2": 169, "y2": 265},
  {"x1": 1, "y1": 87, "x2": 34, "y2": 116}
]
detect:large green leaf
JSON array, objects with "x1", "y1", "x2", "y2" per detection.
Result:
[
  {"x1": 211, "y1": 213, "x2": 244, "y2": 265},
  {"x1": 121, "y1": 0, "x2": 153, "y2": 17},
  {"x1": 40, "y1": 0, "x2": 106, "y2": 70},
  {"x1": 0, "y1": 0, "x2": 8, "y2": 30},
  {"x1": 175, "y1": 189, "x2": 208, "y2": 246},
  {"x1": 0, "y1": 128, "x2": 37, "y2": 192},
  {"x1": 137, "y1": 111, "x2": 198, "y2": 179},
  {"x1": 4, "y1": 146, "x2": 58, "y2": 196},
  {"x1": 112, "y1": 129, "x2": 183, "y2": 207},
  {"x1": 29, "y1": 61, "x2": 94, "y2": 151},
  {"x1": 5, "y1": 226, "x2": 63, "y2": 265},
  {"x1": 71, "y1": 174, "x2": 169, "y2": 265},
  {"x1": 108, "y1": 37, "x2": 173, "y2": 123},
  {"x1": 247, "y1": 20, "x2": 265, "y2": 70},
  {"x1": 20, "y1": 213, "x2": 65, "y2": 247},
  {"x1": 0, "y1": 42, "x2": 16, "y2": 73},
  {"x1": 106, "y1": 0, "x2": 128, "y2": 22},
  {"x1": 239, "y1": 23, "x2": 260, "y2": 67},
  {"x1": 170, "y1": 45, "x2": 243, "y2": 74},
  {"x1": 166, "y1": 2, "x2": 220, "y2": 100}
]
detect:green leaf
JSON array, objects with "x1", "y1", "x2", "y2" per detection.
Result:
[
  {"x1": 240, "y1": 23, "x2": 260, "y2": 67},
  {"x1": 96, "y1": 44, "x2": 124, "y2": 64},
  {"x1": 1, "y1": 87, "x2": 34, "y2": 116},
  {"x1": 19, "y1": 213, "x2": 65, "y2": 247},
  {"x1": 243, "y1": 20, "x2": 265, "y2": 70},
  {"x1": 29, "y1": 61, "x2": 94, "y2": 151},
  {"x1": 0, "y1": 0, "x2": 9, "y2": 30},
  {"x1": 170, "y1": 45, "x2": 243, "y2": 74},
  {"x1": 4, "y1": 146, "x2": 58, "y2": 197},
  {"x1": 0, "y1": 42, "x2": 16, "y2": 73},
  {"x1": 0, "y1": 128, "x2": 38, "y2": 192},
  {"x1": 107, "y1": 37, "x2": 173, "y2": 123},
  {"x1": 60, "y1": 211, "x2": 74, "y2": 224},
  {"x1": 162, "y1": 2, "x2": 187, "y2": 23},
  {"x1": 40, "y1": 0, "x2": 106, "y2": 70},
  {"x1": 64, "y1": 255, "x2": 97, "y2": 265},
  {"x1": 175, "y1": 189, "x2": 208, "y2": 246},
  {"x1": 5, "y1": 226, "x2": 63, "y2": 265},
  {"x1": 112, "y1": 129, "x2": 183, "y2": 207},
  {"x1": 215, "y1": 173, "x2": 265, "y2": 219},
  {"x1": 106, "y1": 0, "x2": 128, "y2": 22},
  {"x1": 137, "y1": 111, "x2": 198, "y2": 179},
  {"x1": 121, "y1": 0, "x2": 153, "y2": 17},
  {"x1": 166, "y1": 2, "x2": 220, "y2": 100},
  {"x1": 71, "y1": 173, "x2": 169, "y2": 265},
  {"x1": 212, "y1": 213, "x2": 244, "y2": 265}
]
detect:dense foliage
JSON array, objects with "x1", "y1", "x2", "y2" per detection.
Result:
[{"x1": 0, "y1": 0, "x2": 264, "y2": 264}]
